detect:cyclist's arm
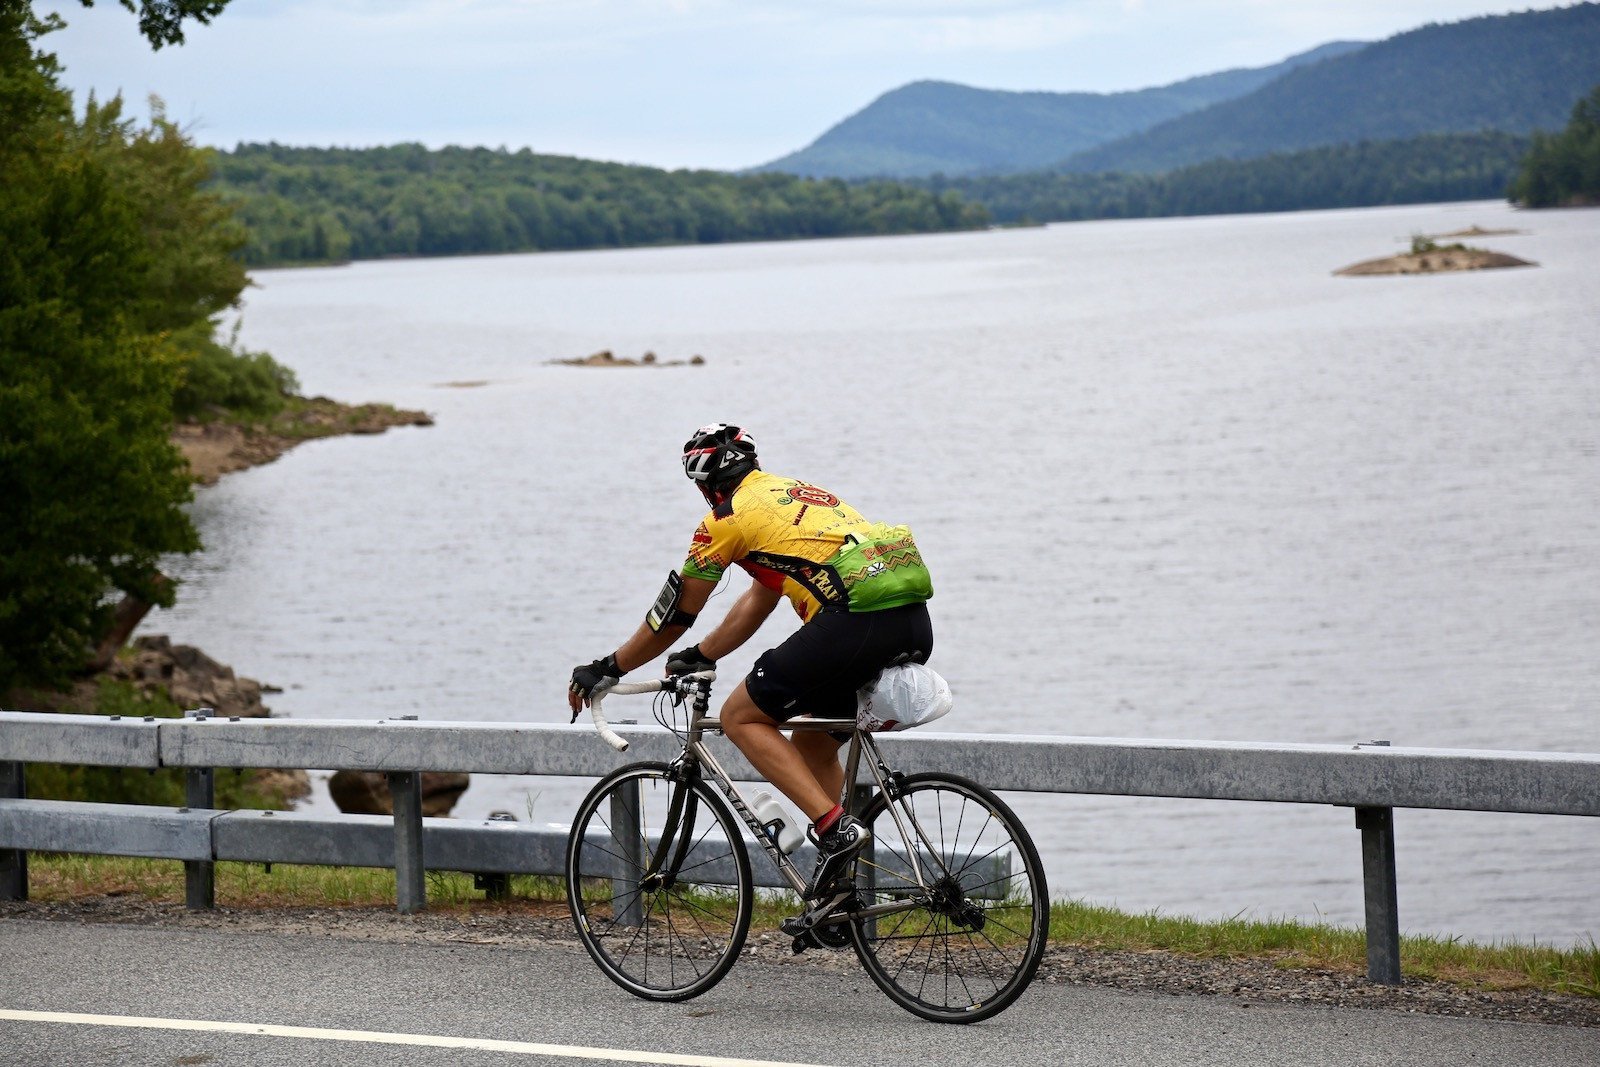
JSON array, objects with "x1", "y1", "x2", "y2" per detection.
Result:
[
  {"x1": 611, "y1": 574, "x2": 717, "y2": 672},
  {"x1": 697, "y1": 579, "x2": 781, "y2": 660}
]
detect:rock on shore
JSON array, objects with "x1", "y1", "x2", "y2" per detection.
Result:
[
  {"x1": 9, "y1": 635, "x2": 312, "y2": 806},
  {"x1": 329, "y1": 770, "x2": 470, "y2": 817},
  {"x1": 15, "y1": 635, "x2": 274, "y2": 721},
  {"x1": 173, "y1": 397, "x2": 433, "y2": 485}
]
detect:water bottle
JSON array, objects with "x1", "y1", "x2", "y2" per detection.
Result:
[{"x1": 752, "y1": 790, "x2": 803, "y2": 853}]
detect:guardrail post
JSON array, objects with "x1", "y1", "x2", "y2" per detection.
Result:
[
  {"x1": 1356, "y1": 805, "x2": 1402, "y2": 985},
  {"x1": 1, "y1": 761, "x2": 25, "y2": 901},
  {"x1": 474, "y1": 811, "x2": 518, "y2": 900},
  {"x1": 388, "y1": 771, "x2": 426, "y2": 913},
  {"x1": 183, "y1": 767, "x2": 216, "y2": 909},
  {"x1": 611, "y1": 779, "x2": 643, "y2": 926}
]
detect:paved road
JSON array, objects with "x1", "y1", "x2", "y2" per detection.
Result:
[{"x1": 0, "y1": 918, "x2": 1591, "y2": 1066}]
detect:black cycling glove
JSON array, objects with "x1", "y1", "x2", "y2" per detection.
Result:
[
  {"x1": 569, "y1": 653, "x2": 621, "y2": 721},
  {"x1": 664, "y1": 643, "x2": 716, "y2": 677}
]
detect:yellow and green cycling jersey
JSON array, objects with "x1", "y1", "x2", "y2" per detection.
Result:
[{"x1": 682, "y1": 470, "x2": 933, "y2": 622}]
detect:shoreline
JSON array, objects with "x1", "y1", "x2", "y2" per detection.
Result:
[
  {"x1": 4, "y1": 396, "x2": 434, "y2": 745},
  {"x1": 0, "y1": 397, "x2": 437, "y2": 796},
  {"x1": 172, "y1": 395, "x2": 433, "y2": 485}
]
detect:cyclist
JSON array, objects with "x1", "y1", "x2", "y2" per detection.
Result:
[{"x1": 567, "y1": 424, "x2": 934, "y2": 896}]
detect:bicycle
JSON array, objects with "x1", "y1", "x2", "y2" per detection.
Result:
[{"x1": 564, "y1": 671, "x2": 1048, "y2": 1023}]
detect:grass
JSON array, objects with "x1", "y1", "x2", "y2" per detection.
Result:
[
  {"x1": 1046, "y1": 898, "x2": 1600, "y2": 998},
  {"x1": 22, "y1": 854, "x2": 565, "y2": 910},
  {"x1": 17, "y1": 854, "x2": 1598, "y2": 1000}
]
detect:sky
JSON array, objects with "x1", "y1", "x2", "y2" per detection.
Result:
[{"x1": 37, "y1": 0, "x2": 1581, "y2": 171}]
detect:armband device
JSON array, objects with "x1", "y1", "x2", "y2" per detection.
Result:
[{"x1": 646, "y1": 571, "x2": 698, "y2": 632}]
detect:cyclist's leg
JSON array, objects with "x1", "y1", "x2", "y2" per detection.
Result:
[
  {"x1": 730, "y1": 605, "x2": 933, "y2": 818},
  {"x1": 793, "y1": 731, "x2": 844, "y2": 803},
  {"x1": 720, "y1": 682, "x2": 835, "y2": 821}
]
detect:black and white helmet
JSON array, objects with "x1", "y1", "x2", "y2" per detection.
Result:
[{"x1": 682, "y1": 424, "x2": 758, "y2": 492}]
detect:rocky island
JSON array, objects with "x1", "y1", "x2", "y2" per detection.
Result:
[
  {"x1": 1335, "y1": 234, "x2": 1536, "y2": 276},
  {"x1": 551, "y1": 349, "x2": 706, "y2": 368}
]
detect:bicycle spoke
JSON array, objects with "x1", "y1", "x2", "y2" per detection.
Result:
[
  {"x1": 850, "y1": 774, "x2": 1046, "y2": 1022},
  {"x1": 568, "y1": 765, "x2": 751, "y2": 1002},
  {"x1": 658, "y1": 903, "x2": 706, "y2": 984},
  {"x1": 962, "y1": 928, "x2": 1007, "y2": 992},
  {"x1": 666, "y1": 895, "x2": 725, "y2": 965}
]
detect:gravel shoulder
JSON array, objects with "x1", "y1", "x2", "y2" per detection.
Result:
[{"x1": 5, "y1": 897, "x2": 1595, "y2": 1029}]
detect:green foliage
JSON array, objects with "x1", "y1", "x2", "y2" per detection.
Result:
[
  {"x1": 172, "y1": 323, "x2": 299, "y2": 419},
  {"x1": 0, "y1": 3, "x2": 256, "y2": 694},
  {"x1": 78, "y1": 1, "x2": 230, "y2": 49},
  {"x1": 70, "y1": 96, "x2": 292, "y2": 419},
  {"x1": 106, "y1": 99, "x2": 249, "y2": 332},
  {"x1": 928, "y1": 132, "x2": 1531, "y2": 225},
  {"x1": 208, "y1": 143, "x2": 989, "y2": 266},
  {"x1": 1062, "y1": 5, "x2": 1600, "y2": 175},
  {"x1": 1509, "y1": 84, "x2": 1600, "y2": 207},
  {"x1": 1408, "y1": 235, "x2": 1469, "y2": 255}
]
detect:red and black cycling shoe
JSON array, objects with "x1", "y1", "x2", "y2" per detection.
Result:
[{"x1": 804, "y1": 813, "x2": 871, "y2": 898}]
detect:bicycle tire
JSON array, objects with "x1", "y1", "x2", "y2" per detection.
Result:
[
  {"x1": 849, "y1": 772, "x2": 1048, "y2": 1023},
  {"x1": 566, "y1": 761, "x2": 752, "y2": 1001}
]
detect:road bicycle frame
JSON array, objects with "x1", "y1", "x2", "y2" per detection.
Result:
[{"x1": 613, "y1": 675, "x2": 936, "y2": 925}]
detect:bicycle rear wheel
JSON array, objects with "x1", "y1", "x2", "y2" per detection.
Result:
[
  {"x1": 850, "y1": 772, "x2": 1048, "y2": 1023},
  {"x1": 566, "y1": 762, "x2": 752, "y2": 1001}
]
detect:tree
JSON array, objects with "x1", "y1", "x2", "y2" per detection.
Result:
[
  {"x1": 0, "y1": 2, "x2": 244, "y2": 694},
  {"x1": 80, "y1": 0, "x2": 230, "y2": 49},
  {"x1": 1509, "y1": 84, "x2": 1600, "y2": 207}
]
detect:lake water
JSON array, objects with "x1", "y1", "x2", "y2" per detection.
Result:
[{"x1": 159, "y1": 200, "x2": 1599, "y2": 946}]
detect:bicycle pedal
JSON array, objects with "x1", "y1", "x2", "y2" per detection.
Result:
[{"x1": 790, "y1": 933, "x2": 813, "y2": 955}]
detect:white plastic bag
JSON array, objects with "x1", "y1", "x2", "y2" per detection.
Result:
[{"x1": 856, "y1": 662, "x2": 953, "y2": 732}]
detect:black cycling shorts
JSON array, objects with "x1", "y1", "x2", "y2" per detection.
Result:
[{"x1": 744, "y1": 602, "x2": 933, "y2": 722}]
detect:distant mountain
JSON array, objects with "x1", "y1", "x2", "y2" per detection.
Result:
[
  {"x1": 1061, "y1": 4, "x2": 1600, "y2": 174},
  {"x1": 755, "y1": 42, "x2": 1365, "y2": 179}
]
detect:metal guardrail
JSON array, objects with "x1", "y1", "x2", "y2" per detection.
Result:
[{"x1": 2, "y1": 710, "x2": 1597, "y2": 985}]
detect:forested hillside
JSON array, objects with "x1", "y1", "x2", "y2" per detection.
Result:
[
  {"x1": 757, "y1": 42, "x2": 1363, "y2": 179},
  {"x1": 210, "y1": 144, "x2": 988, "y2": 266},
  {"x1": 1509, "y1": 84, "x2": 1600, "y2": 206},
  {"x1": 932, "y1": 132, "x2": 1529, "y2": 224},
  {"x1": 1062, "y1": 4, "x2": 1600, "y2": 174}
]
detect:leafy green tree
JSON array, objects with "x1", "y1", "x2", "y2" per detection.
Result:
[
  {"x1": 79, "y1": 0, "x2": 230, "y2": 49},
  {"x1": 1, "y1": 2, "x2": 250, "y2": 694},
  {"x1": 1509, "y1": 84, "x2": 1600, "y2": 207}
]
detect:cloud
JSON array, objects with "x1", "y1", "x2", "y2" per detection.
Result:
[
  {"x1": 895, "y1": 11, "x2": 1101, "y2": 52},
  {"x1": 37, "y1": 0, "x2": 1579, "y2": 170}
]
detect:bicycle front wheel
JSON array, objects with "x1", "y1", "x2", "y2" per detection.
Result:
[
  {"x1": 565, "y1": 762, "x2": 752, "y2": 1001},
  {"x1": 850, "y1": 773, "x2": 1049, "y2": 1023}
]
